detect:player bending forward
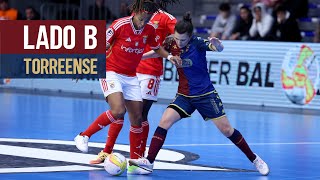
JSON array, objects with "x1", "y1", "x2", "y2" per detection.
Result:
[{"x1": 129, "y1": 12, "x2": 270, "y2": 176}]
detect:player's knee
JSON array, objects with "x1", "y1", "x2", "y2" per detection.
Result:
[
  {"x1": 129, "y1": 112, "x2": 142, "y2": 126},
  {"x1": 159, "y1": 118, "x2": 174, "y2": 130},
  {"x1": 142, "y1": 112, "x2": 149, "y2": 121},
  {"x1": 111, "y1": 107, "x2": 126, "y2": 119},
  {"x1": 220, "y1": 125, "x2": 233, "y2": 137}
]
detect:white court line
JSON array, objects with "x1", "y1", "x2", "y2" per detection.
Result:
[
  {"x1": 163, "y1": 142, "x2": 320, "y2": 147},
  {"x1": 0, "y1": 165, "x2": 101, "y2": 173}
]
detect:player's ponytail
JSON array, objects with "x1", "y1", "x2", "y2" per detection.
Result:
[
  {"x1": 130, "y1": 0, "x2": 159, "y2": 14},
  {"x1": 175, "y1": 11, "x2": 193, "y2": 36}
]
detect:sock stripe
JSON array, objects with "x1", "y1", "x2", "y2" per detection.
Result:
[
  {"x1": 236, "y1": 137, "x2": 244, "y2": 145},
  {"x1": 114, "y1": 119, "x2": 124, "y2": 124},
  {"x1": 130, "y1": 126, "x2": 142, "y2": 133},
  {"x1": 142, "y1": 121, "x2": 149, "y2": 127},
  {"x1": 106, "y1": 110, "x2": 116, "y2": 123}
]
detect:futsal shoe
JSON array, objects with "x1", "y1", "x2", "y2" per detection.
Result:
[
  {"x1": 74, "y1": 134, "x2": 89, "y2": 153},
  {"x1": 253, "y1": 153, "x2": 270, "y2": 176},
  {"x1": 89, "y1": 150, "x2": 110, "y2": 164},
  {"x1": 128, "y1": 158, "x2": 153, "y2": 175}
]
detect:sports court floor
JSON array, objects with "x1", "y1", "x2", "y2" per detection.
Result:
[{"x1": 0, "y1": 90, "x2": 319, "y2": 179}]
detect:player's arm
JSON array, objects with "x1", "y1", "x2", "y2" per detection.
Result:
[
  {"x1": 196, "y1": 36, "x2": 224, "y2": 52},
  {"x1": 154, "y1": 47, "x2": 181, "y2": 66},
  {"x1": 166, "y1": 14, "x2": 177, "y2": 34},
  {"x1": 208, "y1": 37, "x2": 224, "y2": 52},
  {"x1": 106, "y1": 21, "x2": 119, "y2": 50},
  {"x1": 147, "y1": 28, "x2": 181, "y2": 65},
  {"x1": 142, "y1": 50, "x2": 160, "y2": 59}
]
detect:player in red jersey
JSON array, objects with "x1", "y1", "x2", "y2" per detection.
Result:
[
  {"x1": 135, "y1": 6, "x2": 178, "y2": 159},
  {"x1": 74, "y1": 0, "x2": 181, "y2": 172},
  {"x1": 87, "y1": 0, "x2": 180, "y2": 166}
]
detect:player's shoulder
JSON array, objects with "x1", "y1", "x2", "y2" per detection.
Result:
[
  {"x1": 191, "y1": 36, "x2": 206, "y2": 44},
  {"x1": 111, "y1": 16, "x2": 131, "y2": 30},
  {"x1": 158, "y1": 9, "x2": 176, "y2": 20}
]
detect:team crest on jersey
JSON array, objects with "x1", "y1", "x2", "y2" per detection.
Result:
[
  {"x1": 143, "y1": 35, "x2": 148, "y2": 44},
  {"x1": 153, "y1": 21, "x2": 159, "y2": 29}
]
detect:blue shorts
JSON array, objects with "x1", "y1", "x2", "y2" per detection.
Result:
[{"x1": 168, "y1": 91, "x2": 226, "y2": 121}]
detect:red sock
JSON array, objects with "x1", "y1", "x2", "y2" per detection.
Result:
[
  {"x1": 228, "y1": 129, "x2": 256, "y2": 162},
  {"x1": 130, "y1": 125, "x2": 142, "y2": 159},
  {"x1": 147, "y1": 126, "x2": 167, "y2": 163},
  {"x1": 103, "y1": 119, "x2": 124, "y2": 154},
  {"x1": 140, "y1": 121, "x2": 149, "y2": 156},
  {"x1": 81, "y1": 110, "x2": 116, "y2": 138}
]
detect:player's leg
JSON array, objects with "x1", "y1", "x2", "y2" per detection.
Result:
[
  {"x1": 74, "y1": 72, "x2": 126, "y2": 153},
  {"x1": 137, "y1": 73, "x2": 161, "y2": 156},
  {"x1": 213, "y1": 116, "x2": 269, "y2": 175},
  {"x1": 90, "y1": 115, "x2": 125, "y2": 164},
  {"x1": 129, "y1": 95, "x2": 195, "y2": 173},
  {"x1": 195, "y1": 91, "x2": 269, "y2": 176},
  {"x1": 118, "y1": 75, "x2": 145, "y2": 160},
  {"x1": 103, "y1": 117, "x2": 124, "y2": 153},
  {"x1": 140, "y1": 99, "x2": 153, "y2": 156}
]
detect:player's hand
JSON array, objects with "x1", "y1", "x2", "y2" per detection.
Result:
[
  {"x1": 208, "y1": 37, "x2": 224, "y2": 52},
  {"x1": 169, "y1": 56, "x2": 182, "y2": 67}
]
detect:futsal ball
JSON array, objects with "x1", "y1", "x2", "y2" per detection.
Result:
[{"x1": 104, "y1": 153, "x2": 127, "y2": 176}]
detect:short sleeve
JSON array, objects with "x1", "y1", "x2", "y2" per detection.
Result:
[
  {"x1": 106, "y1": 20, "x2": 120, "y2": 47},
  {"x1": 166, "y1": 15, "x2": 177, "y2": 34}
]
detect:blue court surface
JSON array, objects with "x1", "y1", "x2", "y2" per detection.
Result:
[{"x1": 0, "y1": 90, "x2": 319, "y2": 180}]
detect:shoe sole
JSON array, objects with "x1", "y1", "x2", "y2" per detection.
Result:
[{"x1": 128, "y1": 160, "x2": 153, "y2": 173}]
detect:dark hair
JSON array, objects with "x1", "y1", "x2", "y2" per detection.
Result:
[
  {"x1": 240, "y1": 5, "x2": 250, "y2": 12},
  {"x1": 155, "y1": 0, "x2": 180, "y2": 11},
  {"x1": 175, "y1": 11, "x2": 193, "y2": 36},
  {"x1": 130, "y1": 0, "x2": 159, "y2": 14},
  {"x1": 275, "y1": 5, "x2": 287, "y2": 14},
  {"x1": 219, "y1": 2, "x2": 231, "y2": 12},
  {"x1": 253, "y1": 6, "x2": 261, "y2": 12}
]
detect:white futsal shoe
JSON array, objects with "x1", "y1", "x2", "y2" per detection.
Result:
[
  {"x1": 253, "y1": 153, "x2": 270, "y2": 176},
  {"x1": 128, "y1": 158, "x2": 154, "y2": 175},
  {"x1": 74, "y1": 134, "x2": 89, "y2": 153}
]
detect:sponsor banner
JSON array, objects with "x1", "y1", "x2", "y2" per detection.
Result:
[
  {"x1": 2, "y1": 41, "x2": 320, "y2": 109},
  {"x1": 160, "y1": 41, "x2": 320, "y2": 109},
  {"x1": 0, "y1": 20, "x2": 106, "y2": 78}
]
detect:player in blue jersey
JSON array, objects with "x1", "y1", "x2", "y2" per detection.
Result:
[{"x1": 129, "y1": 12, "x2": 270, "y2": 176}]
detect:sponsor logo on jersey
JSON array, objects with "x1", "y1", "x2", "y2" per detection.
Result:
[
  {"x1": 121, "y1": 45, "x2": 144, "y2": 55},
  {"x1": 153, "y1": 21, "x2": 159, "y2": 29}
]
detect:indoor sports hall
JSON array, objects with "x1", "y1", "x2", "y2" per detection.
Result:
[{"x1": 1, "y1": 0, "x2": 320, "y2": 179}]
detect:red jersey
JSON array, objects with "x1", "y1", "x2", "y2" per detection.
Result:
[
  {"x1": 136, "y1": 10, "x2": 176, "y2": 76},
  {"x1": 106, "y1": 16, "x2": 160, "y2": 76}
]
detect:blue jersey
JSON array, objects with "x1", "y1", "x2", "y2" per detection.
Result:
[{"x1": 164, "y1": 36, "x2": 215, "y2": 97}]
